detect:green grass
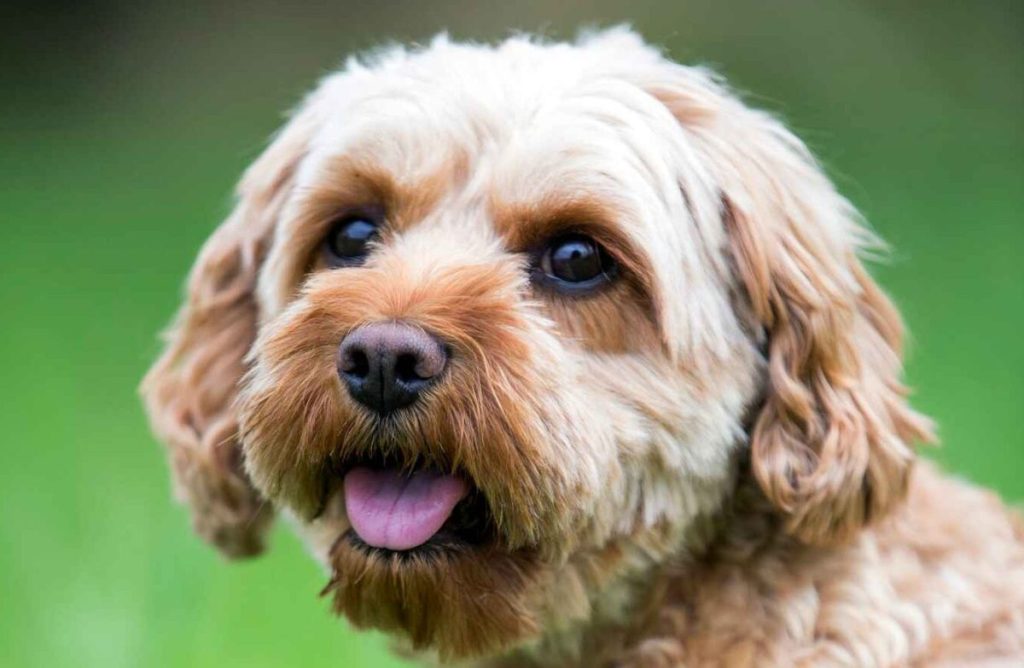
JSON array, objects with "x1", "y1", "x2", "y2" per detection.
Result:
[{"x1": 0, "y1": 2, "x2": 1019, "y2": 666}]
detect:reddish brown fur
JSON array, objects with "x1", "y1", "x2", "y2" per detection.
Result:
[
  {"x1": 241, "y1": 254, "x2": 591, "y2": 551},
  {"x1": 324, "y1": 542, "x2": 543, "y2": 659},
  {"x1": 652, "y1": 82, "x2": 937, "y2": 546},
  {"x1": 139, "y1": 92, "x2": 319, "y2": 555}
]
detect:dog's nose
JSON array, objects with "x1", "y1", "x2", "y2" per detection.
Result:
[{"x1": 337, "y1": 322, "x2": 448, "y2": 415}]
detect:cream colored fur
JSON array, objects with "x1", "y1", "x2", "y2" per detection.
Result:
[{"x1": 142, "y1": 28, "x2": 1024, "y2": 667}]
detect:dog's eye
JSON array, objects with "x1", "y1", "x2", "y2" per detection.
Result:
[
  {"x1": 324, "y1": 215, "x2": 380, "y2": 266},
  {"x1": 536, "y1": 235, "x2": 616, "y2": 294}
]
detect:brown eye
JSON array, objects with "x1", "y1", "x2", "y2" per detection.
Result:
[
  {"x1": 536, "y1": 234, "x2": 616, "y2": 294},
  {"x1": 324, "y1": 215, "x2": 379, "y2": 266}
]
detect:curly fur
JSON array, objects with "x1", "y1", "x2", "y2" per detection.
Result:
[{"x1": 142, "y1": 28, "x2": 1024, "y2": 666}]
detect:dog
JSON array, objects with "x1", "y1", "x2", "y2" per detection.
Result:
[{"x1": 142, "y1": 29, "x2": 1024, "y2": 667}]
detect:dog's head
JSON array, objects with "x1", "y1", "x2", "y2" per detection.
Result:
[{"x1": 143, "y1": 29, "x2": 933, "y2": 661}]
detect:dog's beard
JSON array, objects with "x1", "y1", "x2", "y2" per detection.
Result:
[{"x1": 322, "y1": 531, "x2": 544, "y2": 659}]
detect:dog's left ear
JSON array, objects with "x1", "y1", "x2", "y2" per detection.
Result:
[
  {"x1": 647, "y1": 65, "x2": 935, "y2": 545},
  {"x1": 141, "y1": 90, "x2": 325, "y2": 558}
]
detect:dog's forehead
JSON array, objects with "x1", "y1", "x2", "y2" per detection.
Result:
[
  {"x1": 299, "y1": 39, "x2": 687, "y2": 219},
  {"x1": 312, "y1": 36, "x2": 660, "y2": 143}
]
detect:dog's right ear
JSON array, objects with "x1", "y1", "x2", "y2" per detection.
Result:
[
  {"x1": 638, "y1": 60, "x2": 935, "y2": 545},
  {"x1": 141, "y1": 92, "x2": 325, "y2": 558}
]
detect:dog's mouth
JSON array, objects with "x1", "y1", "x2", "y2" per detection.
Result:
[
  {"x1": 321, "y1": 451, "x2": 540, "y2": 659},
  {"x1": 337, "y1": 455, "x2": 495, "y2": 557}
]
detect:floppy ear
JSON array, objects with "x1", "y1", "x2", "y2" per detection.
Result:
[
  {"x1": 650, "y1": 67, "x2": 935, "y2": 545},
  {"x1": 141, "y1": 97, "x2": 321, "y2": 558}
]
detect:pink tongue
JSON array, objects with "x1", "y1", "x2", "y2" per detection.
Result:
[{"x1": 344, "y1": 467, "x2": 469, "y2": 551}]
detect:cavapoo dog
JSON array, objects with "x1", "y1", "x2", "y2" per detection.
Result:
[{"x1": 143, "y1": 29, "x2": 1024, "y2": 667}]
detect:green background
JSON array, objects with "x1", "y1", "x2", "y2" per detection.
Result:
[{"x1": 1, "y1": 2, "x2": 1020, "y2": 666}]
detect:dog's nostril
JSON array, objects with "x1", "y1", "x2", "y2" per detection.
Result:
[
  {"x1": 394, "y1": 353, "x2": 422, "y2": 384},
  {"x1": 343, "y1": 349, "x2": 371, "y2": 379}
]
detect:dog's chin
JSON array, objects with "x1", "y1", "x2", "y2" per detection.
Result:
[{"x1": 321, "y1": 458, "x2": 545, "y2": 660}]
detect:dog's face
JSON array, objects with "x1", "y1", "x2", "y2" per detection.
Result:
[{"x1": 143, "y1": 30, "x2": 932, "y2": 662}]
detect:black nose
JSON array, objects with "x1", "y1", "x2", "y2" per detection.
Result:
[{"x1": 337, "y1": 322, "x2": 448, "y2": 415}]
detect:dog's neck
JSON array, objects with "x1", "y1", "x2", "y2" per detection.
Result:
[{"x1": 485, "y1": 463, "x2": 793, "y2": 668}]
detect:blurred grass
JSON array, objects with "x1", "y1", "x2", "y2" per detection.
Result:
[{"x1": 0, "y1": 1, "x2": 1020, "y2": 667}]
